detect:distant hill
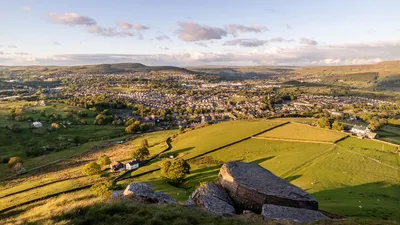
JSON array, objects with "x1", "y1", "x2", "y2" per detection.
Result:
[
  {"x1": 187, "y1": 66, "x2": 297, "y2": 80},
  {"x1": 0, "y1": 63, "x2": 195, "y2": 76},
  {"x1": 296, "y1": 61, "x2": 400, "y2": 90}
]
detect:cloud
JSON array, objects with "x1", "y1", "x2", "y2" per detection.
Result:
[
  {"x1": 286, "y1": 24, "x2": 293, "y2": 29},
  {"x1": 176, "y1": 22, "x2": 227, "y2": 42},
  {"x1": 195, "y1": 43, "x2": 208, "y2": 47},
  {"x1": 8, "y1": 45, "x2": 17, "y2": 48},
  {"x1": 54, "y1": 41, "x2": 62, "y2": 45},
  {"x1": 156, "y1": 35, "x2": 171, "y2": 41},
  {"x1": 227, "y1": 24, "x2": 268, "y2": 36},
  {"x1": 2, "y1": 41, "x2": 399, "y2": 67},
  {"x1": 48, "y1": 13, "x2": 97, "y2": 26},
  {"x1": 269, "y1": 37, "x2": 293, "y2": 43},
  {"x1": 0, "y1": 51, "x2": 4, "y2": 55},
  {"x1": 299, "y1": 38, "x2": 318, "y2": 45},
  {"x1": 116, "y1": 21, "x2": 149, "y2": 30},
  {"x1": 86, "y1": 25, "x2": 134, "y2": 37},
  {"x1": 14, "y1": 52, "x2": 31, "y2": 56},
  {"x1": 224, "y1": 39, "x2": 268, "y2": 47},
  {"x1": 159, "y1": 47, "x2": 169, "y2": 50},
  {"x1": 133, "y1": 24, "x2": 149, "y2": 30},
  {"x1": 23, "y1": 6, "x2": 32, "y2": 12}
]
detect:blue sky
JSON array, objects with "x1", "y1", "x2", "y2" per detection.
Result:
[{"x1": 0, "y1": 0, "x2": 399, "y2": 66}]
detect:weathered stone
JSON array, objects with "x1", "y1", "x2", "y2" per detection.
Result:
[
  {"x1": 184, "y1": 197, "x2": 196, "y2": 207},
  {"x1": 191, "y1": 183, "x2": 236, "y2": 217},
  {"x1": 110, "y1": 190, "x2": 124, "y2": 199},
  {"x1": 262, "y1": 204, "x2": 329, "y2": 223},
  {"x1": 123, "y1": 182, "x2": 177, "y2": 204},
  {"x1": 218, "y1": 162, "x2": 318, "y2": 213}
]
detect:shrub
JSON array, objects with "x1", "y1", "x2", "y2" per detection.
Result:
[
  {"x1": 160, "y1": 158, "x2": 190, "y2": 184},
  {"x1": 332, "y1": 120, "x2": 344, "y2": 131},
  {"x1": 82, "y1": 162, "x2": 102, "y2": 175},
  {"x1": 90, "y1": 180, "x2": 114, "y2": 198},
  {"x1": 97, "y1": 155, "x2": 111, "y2": 166}
]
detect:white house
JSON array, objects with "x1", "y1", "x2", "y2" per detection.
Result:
[
  {"x1": 125, "y1": 161, "x2": 140, "y2": 171},
  {"x1": 350, "y1": 125, "x2": 370, "y2": 136},
  {"x1": 32, "y1": 122, "x2": 43, "y2": 128}
]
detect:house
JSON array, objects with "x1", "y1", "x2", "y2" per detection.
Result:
[
  {"x1": 110, "y1": 161, "x2": 124, "y2": 172},
  {"x1": 32, "y1": 122, "x2": 43, "y2": 128},
  {"x1": 350, "y1": 125, "x2": 378, "y2": 139},
  {"x1": 125, "y1": 160, "x2": 140, "y2": 171}
]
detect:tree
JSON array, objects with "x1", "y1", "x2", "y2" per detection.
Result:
[
  {"x1": 131, "y1": 146, "x2": 150, "y2": 161},
  {"x1": 317, "y1": 117, "x2": 331, "y2": 129},
  {"x1": 331, "y1": 120, "x2": 344, "y2": 131},
  {"x1": 8, "y1": 157, "x2": 22, "y2": 169},
  {"x1": 141, "y1": 139, "x2": 149, "y2": 149},
  {"x1": 82, "y1": 162, "x2": 102, "y2": 175},
  {"x1": 97, "y1": 155, "x2": 111, "y2": 166},
  {"x1": 160, "y1": 158, "x2": 191, "y2": 184}
]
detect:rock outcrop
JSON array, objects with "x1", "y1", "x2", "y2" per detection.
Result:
[
  {"x1": 190, "y1": 183, "x2": 236, "y2": 217},
  {"x1": 218, "y1": 161, "x2": 318, "y2": 213},
  {"x1": 110, "y1": 190, "x2": 124, "y2": 199},
  {"x1": 262, "y1": 204, "x2": 329, "y2": 223},
  {"x1": 123, "y1": 182, "x2": 177, "y2": 204}
]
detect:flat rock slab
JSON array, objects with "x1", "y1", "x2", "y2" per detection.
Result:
[
  {"x1": 218, "y1": 161, "x2": 318, "y2": 213},
  {"x1": 123, "y1": 182, "x2": 177, "y2": 204},
  {"x1": 262, "y1": 204, "x2": 329, "y2": 223},
  {"x1": 191, "y1": 183, "x2": 236, "y2": 217}
]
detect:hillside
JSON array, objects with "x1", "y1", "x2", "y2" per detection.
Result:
[
  {"x1": 0, "y1": 119, "x2": 399, "y2": 224},
  {"x1": 296, "y1": 61, "x2": 400, "y2": 90},
  {"x1": 0, "y1": 63, "x2": 194, "y2": 77}
]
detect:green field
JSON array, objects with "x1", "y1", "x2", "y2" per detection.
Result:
[
  {"x1": 1, "y1": 119, "x2": 399, "y2": 223},
  {"x1": 166, "y1": 120, "x2": 285, "y2": 160},
  {"x1": 256, "y1": 122, "x2": 348, "y2": 143}
]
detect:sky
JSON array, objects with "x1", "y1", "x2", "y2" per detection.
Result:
[{"x1": 1, "y1": 0, "x2": 400, "y2": 66}]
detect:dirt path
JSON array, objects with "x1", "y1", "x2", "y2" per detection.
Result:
[{"x1": 252, "y1": 136, "x2": 335, "y2": 145}]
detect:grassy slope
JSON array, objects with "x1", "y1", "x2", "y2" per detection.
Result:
[{"x1": 256, "y1": 123, "x2": 348, "y2": 142}]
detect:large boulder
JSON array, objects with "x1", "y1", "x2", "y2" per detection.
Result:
[
  {"x1": 123, "y1": 182, "x2": 177, "y2": 204},
  {"x1": 190, "y1": 183, "x2": 236, "y2": 217},
  {"x1": 218, "y1": 162, "x2": 318, "y2": 213},
  {"x1": 262, "y1": 204, "x2": 329, "y2": 223}
]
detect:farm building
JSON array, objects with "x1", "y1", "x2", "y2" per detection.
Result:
[
  {"x1": 350, "y1": 125, "x2": 378, "y2": 139},
  {"x1": 126, "y1": 160, "x2": 140, "y2": 171},
  {"x1": 110, "y1": 161, "x2": 124, "y2": 172},
  {"x1": 32, "y1": 122, "x2": 43, "y2": 128}
]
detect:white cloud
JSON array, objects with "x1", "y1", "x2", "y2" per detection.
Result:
[
  {"x1": 156, "y1": 35, "x2": 171, "y2": 41},
  {"x1": 0, "y1": 51, "x2": 4, "y2": 55},
  {"x1": 23, "y1": 6, "x2": 32, "y2": 12},
  {"x1": 8, "y1": 44, "x2": 17, "y2": 48},
  {"x1": 53, "y1": 41, "x2": 62, "y2": 46},
  {"x1": 227, "y1": 24, "x2": 268, "y2": 36},
  {"x1": 116, "y1": 21, "x2": 149, "y2": 30},
  {"x1": 269, "y1": 37, "x2": 293, "y2": 43},
  {"x1": 176, "y1": 22, "x2": 227, "y2": 42},
  {"x1": 286, "y1": 24, "x2": 293, "y2": 29},
  {"x1": 48, "y1": 13, "x2": 97, "y2": 26},
  {"x1": 86, "y1": 25, "x2": 134, "y2": 37},
  {"x1": 299, "y1": 38, "x2": 318, "y2": 46},
  {"x1": 195, "y1": 43, "x2": 209, "y2": 47},
  {"x1": 14, "y1": 52, "x2": 31, "y2": 56},
  {"x1": 224, "y1": 39, "x2": 268, "y2": 47}
]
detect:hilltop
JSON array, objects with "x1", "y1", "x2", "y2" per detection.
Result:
[{"x1": 0, "y1": 63, "x2": 194, "y2": 76}]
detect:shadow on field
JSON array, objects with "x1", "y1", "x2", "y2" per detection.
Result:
[
  {"x1": 171, "y1": 147, "x2": 195, "y2": 156},
  {"x1": 284, "y1": 174, "x2": 302, "y2": 182},
  {"x1": 313, "y1": 181, "x2": 400, "y2": 221},
  {"x1": 250, "y1": 156, "x2": 275, "y2": 165}
]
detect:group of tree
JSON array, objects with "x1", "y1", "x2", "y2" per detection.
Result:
[
  {"x1": 316, "y1": 117, "x2": 344, "y2": 131},
  {"x1": 7, "y1": 156, "x2": 25, "y2": 174},
  {"x1": 82, "y1": 155, "x2": 111, "y2": 176},
  {"x1": 125, "y1": 119, "x2": 154, "y2": 134}
]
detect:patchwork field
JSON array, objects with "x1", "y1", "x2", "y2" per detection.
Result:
[{"x1": 256, "y1": 122, "x2": 348, "y2": 143}]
